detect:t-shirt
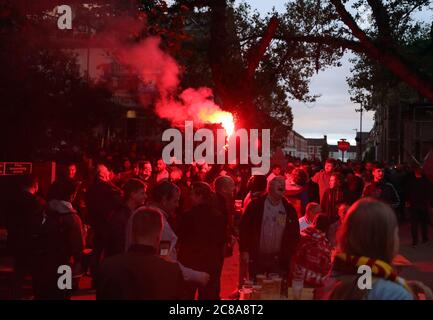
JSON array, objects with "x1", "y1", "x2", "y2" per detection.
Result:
[{"x1": 259, "y1": 197, "x2": 286, "y2": 255}]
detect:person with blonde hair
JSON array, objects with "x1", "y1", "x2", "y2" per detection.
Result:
[{"x1": 319, "y1": 198, "x2": 432, "y2": 300}]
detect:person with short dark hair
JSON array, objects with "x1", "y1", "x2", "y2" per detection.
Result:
[
  {"x1": 129, "y1": 181, "x2": 210, "y2": 287},
  {"x1": 312, "y1": 159, "x2": 335, "y2": 202},
  {"x1": 362, "y1": 166, "x2": 400, "y2": 208},
  {"x1": 85, "y1": 164, "x2": 123, "y2": 285},
  {"x1": 97, "y1": 208, "x2": 185, "y2": 299},
  {"x1": 106, "y1": 179, "x2": 147, "y2": 257},
  {"x1": 155, "y1": 159, "x2": 169, "y2": 183},
  {"x1": 406, "y1": 166, "x2": 433, "y2": 247},
  {"x1": 32, "y1": 179, "x2": 84, "y2": 299},
  {"x1": 321, "y1": 173, "x2": 348, "y2": 223},
  {"x1": 177, "y1": 182, "x2": 226, "y2": 299}
]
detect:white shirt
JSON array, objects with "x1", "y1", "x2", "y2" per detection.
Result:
[{"x1": 259, "y1": 197, "x2": 286, "y2": 255}]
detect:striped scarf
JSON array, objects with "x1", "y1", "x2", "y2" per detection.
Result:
[{"x1": 334, "y1": 253, "x2": 412, "y2": 293}]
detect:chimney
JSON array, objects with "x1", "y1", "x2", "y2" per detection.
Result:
[{"x1": 324, "y1": 135, "x2": 327, "y2": 143}]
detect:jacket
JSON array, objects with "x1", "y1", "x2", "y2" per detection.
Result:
[
  {"x1": 362, "y1": 181, "x2": 400, "y2": 208},
  {"x1": 97, "y1": 244, "x2": 185, "y2": 300},
  {"x1": 177, "y1": 203, "x2": 226, "y2": 273},
  {"x1": 239, "y1": 195, "x2": 300, "y2": 269}
]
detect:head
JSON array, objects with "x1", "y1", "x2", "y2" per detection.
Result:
[
  {"x1": 190, "y1": 182, "x2": 214, "y2": 206},
  {"x1": 271, "y1": 164, "x2": 282, "y2": 176},
  {"x1": 365, "y1": 162, "x2": 374, "y2": 172},
  {"x1": 291, "y1": 168, "x2": 308, "y2": 186},
  {"x1": 337, "y1": 198, "x2": 399, "y2": 263},
  {"x1": 130, "y1": 207, "x2": 163, "y2": 249},
  {"x1": 337, "y1": 202, "x2": 350, "y2": 221},
  {"x1": 268, "y1": 176, "x2": 286, "y2": 201},
  {"x1": 169, "y1": 167, "x2": 183, "y2": 183},
  {"x1": 214, "y1": 176, "x2": 235, "y2": 198},
  {"x1": 156, "y1": 159, "x2": 166, "y2": 173},
  {"x1": 329, "y1": 173, "x2": 344, "y2": 189},
  {"x1": 96, "y1": 164, "x2": 111, "y2": 182},
  {"x1": 22, "y1": 175, "x2": 39, "y2": 194},
  {"x1": 324, "y1": 159, "x2": 335, "y2": 174},
  {"x1": 67, "y1": 163, "x2": 77, "y2": 180},
  {"x1": 50, "y1": 179, "x2": 77, "y2": 203},
  {"x1": 305, "y1": 202, "x2": 321, "y2": 221},
  {"x1": 151, "y1": 181, "x2": 180, "y2": 217},
  {"x1": 123, "y1": 158, "x2": 132, "y2": 171},
  {"x1": 373, "y1": 167, "x2": 384, "y2": 183},
  {"x1": 247, "y1": 175, "x2": 268, "y2": 194},
  {"x1": 139, "y1": 161, "x2": 152, "y2": 178},
  {"x1": 313, "y1": 214, "x2": 330, "y2": 233},
  {"x1": 123, "y1": 178, "x2": 147, "y2": 209}
]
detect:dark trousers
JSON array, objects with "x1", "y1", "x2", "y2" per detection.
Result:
[
  {"x1": 184, "y1": 255, "x2": 224, "y2": 300},
  {"x1": 90, "y1": 226, "x2": 109, "y2": 284},
  {"x1": 410, "y1": 207, "x2": 430, "y2": 244}
]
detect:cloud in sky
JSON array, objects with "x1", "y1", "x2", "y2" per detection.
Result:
[
  {"x1": 239, "y1": 0, "x2": 375, "y2": 145},
  {"x1": 291, "y1": 53, "x2": 374, "y2": 145}
]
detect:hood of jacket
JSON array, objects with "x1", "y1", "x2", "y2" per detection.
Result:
[{"x1": 48, "y1": 199, "x2": 76, "y2": 214}]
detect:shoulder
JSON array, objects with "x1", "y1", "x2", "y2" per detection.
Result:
[{"x1": 367, "y1": 279, "x2": 413, "y2": 300}]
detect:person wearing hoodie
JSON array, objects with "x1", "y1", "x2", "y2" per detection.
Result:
[
  {"x1": 32, "y1": 179, "x2": 84, "y2": 300},
  {"x1": 291, "y1": 214, "x2": 332, "y2": 287}
]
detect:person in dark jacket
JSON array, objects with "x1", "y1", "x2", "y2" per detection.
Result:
[
  {"x1": 85, "y1": 164, "x2": 123, "y2": 284},
  {"x1": 362, "y1": 166, "x2": 400, "y2": 208},
  {"x1": 97, "y1": 207, "x2": 185, "y2": 300},
  {"x1": 406, "y1": 166, "x2": 433, "y2": 246},
  {"x1": 177, "y1": 182, "x2": 226, "y2": 300},
  {"x1": 6, "y1": 175, "x2": 45, "y2": 299},
  {"x1": 106, "y1": 179, "x2": 147, "y2": 257},
  {"x1": 32, "y1": 179, "x2": 84, "y2": 300},
  {"x1": 239, "y1": 176, "x2": 300, "y2": 281},
  {"x1": 321, "y1": 173, "x2": 348, "y2": 223}
]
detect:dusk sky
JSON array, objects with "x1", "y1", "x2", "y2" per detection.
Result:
[{"x1": 242, "y1": 0, "x2": 375, "y2": 145}]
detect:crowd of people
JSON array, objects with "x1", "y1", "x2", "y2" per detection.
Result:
[{"x1": 3, "y1": 155, "x2": 433, "y2": 300}]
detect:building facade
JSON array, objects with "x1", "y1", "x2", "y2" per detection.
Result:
[
  {"x1": 307, "y1": 135, "x2": 328, "y2": 160},
  {"x1": 372, "y1": 103, "x2": 433, "y2": 164},
  {"x1": 283, "y1": 130, "x2": 308, "y2": 159}
]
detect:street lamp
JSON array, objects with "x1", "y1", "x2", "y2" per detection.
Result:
[{"x1": 355, "y1": 104, "x2": 364, "y2": 161}]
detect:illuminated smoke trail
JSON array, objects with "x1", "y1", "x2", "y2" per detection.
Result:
[{"x1": 116, "y1": 36, "x2": 235, "y2": 136}]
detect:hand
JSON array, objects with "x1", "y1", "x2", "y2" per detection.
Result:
[
  {"x1": 197, "y1": 272, "x2": 210, "y2": 287},
  {"x1": 407, "y1": 281, "x2": 433, "y2": 300},
  {"x1": 240, "y1": 252, "x2": 249, "y2": 264}
]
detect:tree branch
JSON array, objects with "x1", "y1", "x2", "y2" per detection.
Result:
[
  {"x1": 277, "y1": 34, "x2": 363, "y2": 52},
  {"x1": 245, "y1": 16, "x2": 279, "y2": 81},
  {"x1": 366, "y1": 0, "x2": 393, "y2": 46}
]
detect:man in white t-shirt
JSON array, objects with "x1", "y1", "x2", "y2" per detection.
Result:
[{"x1": 299, "y1": 202, "x2": 321, "y2": 231}]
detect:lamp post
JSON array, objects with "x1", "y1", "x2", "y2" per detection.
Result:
[{"x1": 355, "y1": 104, "x2": 364, "y2": 161}]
